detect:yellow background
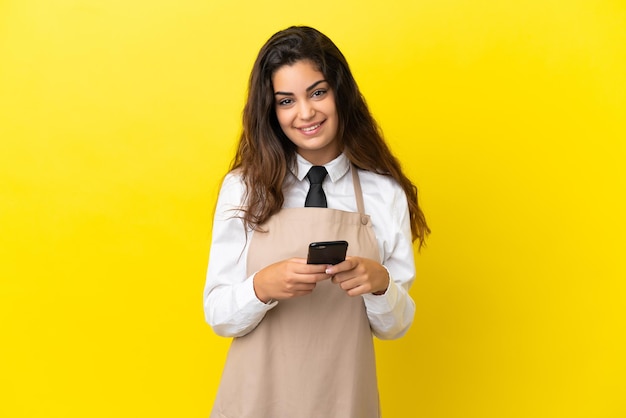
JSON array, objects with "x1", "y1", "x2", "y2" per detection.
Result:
[{"x1": 1, "y1": 0, "x2": 624, "y2": 417}]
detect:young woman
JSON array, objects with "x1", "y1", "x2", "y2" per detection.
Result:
[{"x1": 204, "y1": 26, "x2": 429, "y2": 418}]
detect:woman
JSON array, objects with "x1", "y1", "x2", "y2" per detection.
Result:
[{"x1": 204, "y1": 26, "x2": 429, "y2": 418}]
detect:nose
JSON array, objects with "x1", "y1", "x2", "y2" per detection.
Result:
[{"x1": 298, "y1": 100, "x2": 315, "y2": 120}]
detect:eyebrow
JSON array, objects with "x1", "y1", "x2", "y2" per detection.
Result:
[{"x1": 274, "y1": 80, "x2": 328, "y2": 96}]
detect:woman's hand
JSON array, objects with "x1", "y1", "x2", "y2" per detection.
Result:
[
  {"x1": 325, "y1": 257, "x2": 390, "y2": 297},
  {"x1": 253, "y1": 258, "x2": 331, "y2": 303}
]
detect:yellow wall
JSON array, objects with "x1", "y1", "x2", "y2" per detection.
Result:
[{"x1": 1, "y1": 1, "x2": 624, "y2": 417}]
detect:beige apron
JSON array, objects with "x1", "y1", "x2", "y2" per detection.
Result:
[{"x1": 212, "y1": 167, "x2": 381, "y2": 418}]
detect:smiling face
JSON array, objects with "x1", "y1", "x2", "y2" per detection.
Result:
[{"x1": 272, "y1": 60, "x2": 340, "y2": 165}]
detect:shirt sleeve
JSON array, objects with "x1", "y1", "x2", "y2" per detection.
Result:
[
  {"x1": 361, "y1": 182, "x2": 416, "y2": 340},
  {"x1": 203, "y1": 173, "x2": 277, "y2": 338}
]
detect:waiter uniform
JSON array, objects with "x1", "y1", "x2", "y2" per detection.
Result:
[{"x1": 211, "y1": 166, "x2": 382, "y2": 418}]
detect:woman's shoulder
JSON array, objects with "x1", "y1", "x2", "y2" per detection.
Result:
[
  {"x1": 356, "y1": 168, "x2": 405, "y2": 196},
  {"x1": 355, "y1": 169, "x2": 409, "y2": 229},
  {"x1": 222, "y1": 168, "x2": 244, "y2": 185},
  {"x1": 217, "y1": 169, "x2": 246, "y2": 205}
]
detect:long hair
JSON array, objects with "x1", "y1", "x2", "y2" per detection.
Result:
[{"x1": 230, "y1": 26, "x2": 430, "y2": 247}]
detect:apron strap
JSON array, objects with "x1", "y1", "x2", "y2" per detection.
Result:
[{"x1": 351, "y1": 165, "x2": 368, "y2": 224}]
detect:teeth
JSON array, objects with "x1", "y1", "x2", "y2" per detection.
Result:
[{"x1": 301, "y1": 124, "x2": 320, "y2": 132}]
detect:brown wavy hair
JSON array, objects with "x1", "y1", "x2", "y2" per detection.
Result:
[{"x1": 230, "y1": 26, "x2": 430, "y2": 247}]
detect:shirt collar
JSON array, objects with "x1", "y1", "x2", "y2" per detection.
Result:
[{"x1": 292, "y1": 152, "x2": 351, "y2": 183}]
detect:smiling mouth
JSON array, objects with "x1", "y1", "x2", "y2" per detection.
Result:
[{"x1": 298, "y1": 121, "x2": 324, "y2": 133}]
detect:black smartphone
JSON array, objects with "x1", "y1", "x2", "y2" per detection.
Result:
[{"x1": 307, "y1": 240, "x2": 348, "y2": 265}]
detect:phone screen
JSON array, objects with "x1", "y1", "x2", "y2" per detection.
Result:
[{"x1": 307, "y1": 240, "x2": 348, "y2": 265}]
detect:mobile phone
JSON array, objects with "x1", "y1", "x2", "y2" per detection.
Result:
[{"x1": 307, "y1": 240, "x2": 348, "y2": 265}]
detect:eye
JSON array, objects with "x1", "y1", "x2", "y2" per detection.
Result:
[
  {"x1": 311, "y1": 89, "x2": 327, "y2": 98},
  {"x1": 277, "y1": 97, "x2": 293, "y2": 106}
]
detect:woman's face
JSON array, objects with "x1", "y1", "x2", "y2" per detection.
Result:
[{"x1": 272, "y1": 60, "x2": 340, "y2": 165}]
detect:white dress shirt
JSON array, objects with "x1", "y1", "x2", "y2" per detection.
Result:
[{"x1": 204, "y1": 153, "x2": 416, "y2": 340}]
